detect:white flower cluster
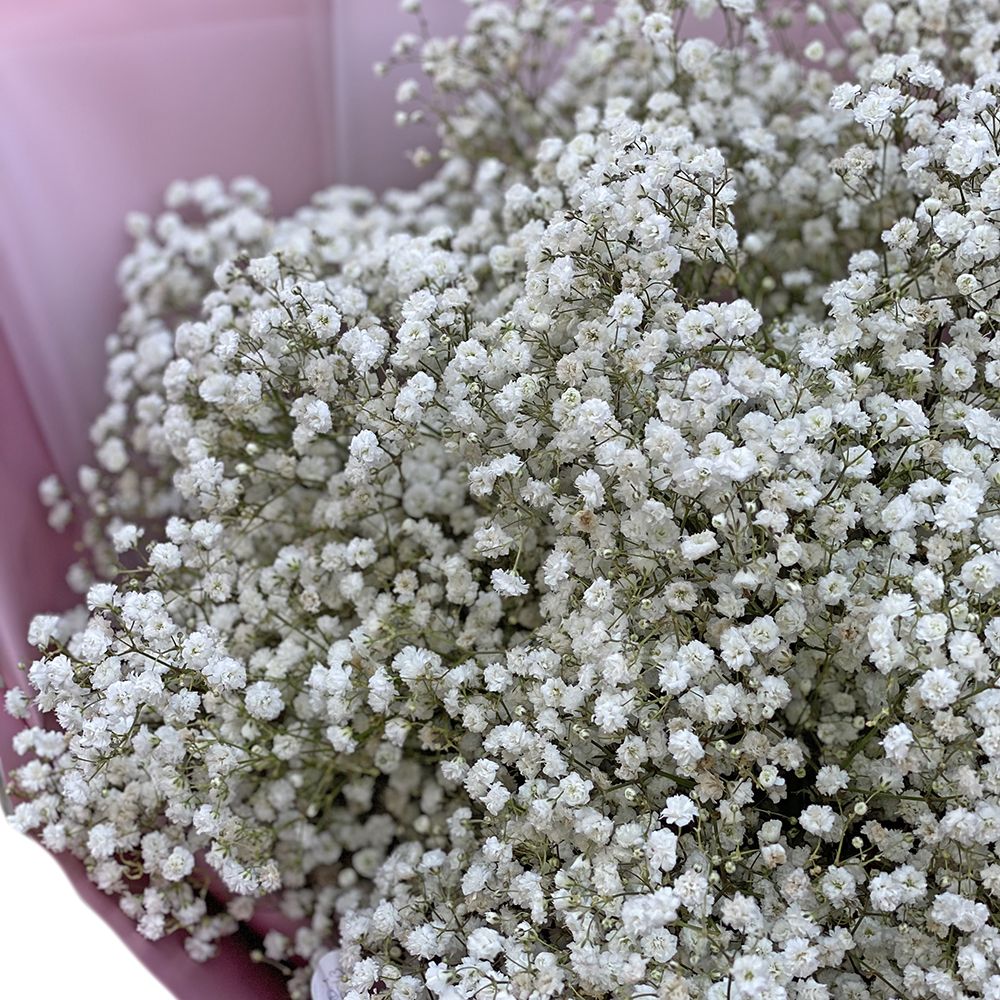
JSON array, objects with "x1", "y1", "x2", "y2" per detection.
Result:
[{"x1": 10, "y1": 1, "x2": 1000, "y2": 998}]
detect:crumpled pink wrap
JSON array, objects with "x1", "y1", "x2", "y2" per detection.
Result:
[
  {"x1": 0, "y1": 1, "x2": 457, "y2": 997},
  {"x1": 0, "y1": 1, "x2": 845, "y2": 996}
]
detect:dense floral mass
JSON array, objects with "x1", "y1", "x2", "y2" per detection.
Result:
[{"x1": 11, "y1": 0, "x2": 1000, "y2": 997}]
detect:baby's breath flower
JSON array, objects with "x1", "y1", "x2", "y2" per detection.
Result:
[{"x1": 11, "y1": 3, "x2": 1000, "y2": 997}]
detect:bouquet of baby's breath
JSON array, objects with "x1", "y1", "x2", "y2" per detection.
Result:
[{"x1": 11, "y1": 1, "x2": 1000, "y2": 997}]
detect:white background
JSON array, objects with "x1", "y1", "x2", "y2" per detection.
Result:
[{"x1": 0, "y1": 816, "x2": 173, "y2": 998}]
